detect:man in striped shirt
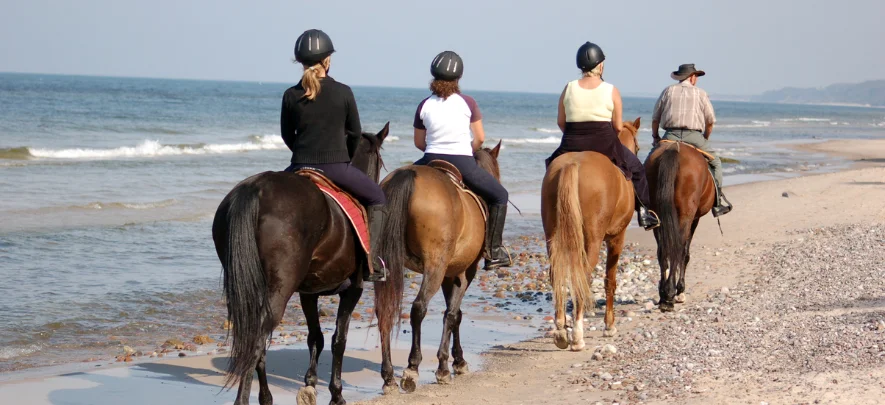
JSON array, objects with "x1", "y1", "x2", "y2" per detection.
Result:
[{"x1": 650, "y1": 64, "x2": 732, "y2": 217}]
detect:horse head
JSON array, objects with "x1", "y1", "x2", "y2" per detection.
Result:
[
  {"x1": 474, "y1": 140, "x2": 502, "y2": 180},
  {"x1": 619, "y1": 117, "x2": 641, "y2": 155},
  {"x1": 350, "y1": 122, "x2": 390, "y2": 183}
]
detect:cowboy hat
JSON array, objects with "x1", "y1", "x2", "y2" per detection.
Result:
[{"x1": 671, "y1": 64, "x2": 706, "y2": 81}]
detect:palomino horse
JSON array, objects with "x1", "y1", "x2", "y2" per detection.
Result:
[
  {"x1": 212, "y1": 124, "x2": 389, "y2": 405},
  {"x1": 541, "y1": 118, "x2": 642, "y2": 351},
  {"x1": 645, "y1": 141, "x2": 715, "y2": 312},
  {"x1": 374, "y1": 142, "x2": 503, "y2": 394}
]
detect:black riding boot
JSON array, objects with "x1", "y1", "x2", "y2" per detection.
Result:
[
  {"x1": 636, "y1": 198, "x2": 660, "y2": 230},
  {"x1": 712, "y1": 187, "x2": 733, "y2": 217},
  {"x1": 483, "y1": 204, "x2": 512, "y2": 270},
  {"x1": 365, "y1": 205, "x2": 388, "y2": 282}
]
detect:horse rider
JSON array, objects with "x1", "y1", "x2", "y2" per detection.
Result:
[
  {"x1": 650, "y1": 64, "x2": 733, "y2": 217},
  {"x1": 281, "y1": 29, "x2": 388, "y2": 281},
  {"x1": 412, "y1": 51, "x2": 513, "y2": 270},
  {"x1": 546, "y1": 42, "x2": 660, "y2": 230}
]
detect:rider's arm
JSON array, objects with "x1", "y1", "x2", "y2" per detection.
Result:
[
  {"x1": 701, "y1": 90, "x2": 716, "y2": 140},
  {"x1": 470, "y1": 120, "x2": 486, "y2": 152},
  {"x1": 344, "y1": 88, "x2": 362, "y2": 159},
  {"x1": 611, "y1": 86, "x2": 624, "y2": 132},
  {"x1": 651, "y1": 88, "x2": 667, "y2": 143},
  {"x1": 557, "y1": 85, "x2": 567, "y2": 133},
  {"x1": 280, "y1": 91, "x2": 297, "y2": 151},
  {"x1": 414, "y1": 128, "x2": 427, "y2": 152}
]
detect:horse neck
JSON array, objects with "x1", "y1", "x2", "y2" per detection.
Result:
[
  {"x1": 618, "y1": 128, "x2": 637, "y2": 155},
  {"x1": 473, "y1": 152, "x2": 500, "y2": 180}
]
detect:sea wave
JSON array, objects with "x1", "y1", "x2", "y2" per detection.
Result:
[
  {"x1": 0, "y1": 344, "x2": 41, "y2": 360},
  {"x1": 73, "y1": 199, "x2": 178, "y2": 210},
  {"x1": 777, "y1": 117, "x2": 832, "y2": 122},
  {"x1": 503, "y1": 136, "x2": 561, "y2": 144},
  {"x1": 530, "y1": 127, "x2": 560, "y2": 134},
  {"x1": 718, "y1": 121, "x2": 771, "y2": 129},
  {"x1": 2, "y1": 137, "x2": 288, "y2": 160}
]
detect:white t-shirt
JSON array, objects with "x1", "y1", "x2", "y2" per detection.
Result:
[{"x1": 413, "y1": 93, "x2": 482, "y2": 156}]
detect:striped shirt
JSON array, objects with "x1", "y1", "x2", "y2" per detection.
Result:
[{"x1": 652, "y1": 81, "x2": 716, "y2": 131}]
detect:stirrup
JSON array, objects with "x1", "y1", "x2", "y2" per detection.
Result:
[
  {"x1": 640, "y1": 210, "x2": 661, "y2": 231},
  {"x1": 365, "y1": 257, "x2": 387, "y2": 282},
  {"x1": 483, "y1": 247, "x2": 512, "y2": 270}
]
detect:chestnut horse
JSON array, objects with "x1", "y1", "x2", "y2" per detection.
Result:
[
  {"x1": 541, "y1": 118, "x2": 641, "y2": 351},
  {"x1": 645, "y1": 141, "x2": 715, "y2": 312},
  {"x1": 212, "y1": 125, "x2": 388, "y2": 405},
  {"x1": 374, "y1": 143, "x2": 503, "y2": 394}
]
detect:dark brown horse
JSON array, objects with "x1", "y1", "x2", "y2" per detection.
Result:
[
  {"x1": 373, "y1": 143, "x2": 503, "y2": 394},
  {"x1": 540, "y1": 118, "x2": 642, "y2": 351},
  {"x1": 212, "y1": 124, "x2": 389, "y2": 405},
  {"x1": 645, "y1": 141, "x2": 715, "y2": 312}
]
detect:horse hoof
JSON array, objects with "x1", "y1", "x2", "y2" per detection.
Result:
[
  {"x1": 453, "y1": 362, "x2": 470, "y2": 375},
  {"x1": 659, "y1": 302, "x2": 675, "y2": 313},
  {"x1": 382, "y1": 381, "x2": 400, "y2": 395},
  {"x1": 675, "y1": 293, "x2": 687, "y2": 304},
  {"x1": 400, "y1": 369, "x2": 418, "y2": 393},
  {"x1": 435, "y1": 369, "x2": 452, "y2": 385},
  {"x1": 603, "y1": 326, "x2": 618, "y2": 338},
  {"x1": 296, "y1": 386, "x2": 317, "y2": 405},
  {"x1": 570, "y1": 340, "x2": 586, "y2": 352},
  {"x1": 553, "y1": 330, "x2": 570, "y2": 350}
]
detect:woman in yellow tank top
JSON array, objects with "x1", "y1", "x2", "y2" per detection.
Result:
[{"x1": 545, "y1": 42, "x2": 659, "y2": 230}]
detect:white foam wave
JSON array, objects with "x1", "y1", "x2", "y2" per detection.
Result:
[
  {"x1": 29, "y1": 139, "x2": 286, "y2": 159},
  {"x1": 503, "y1": 136, "x2": 561, "y2": 144},
  {"x1": 777, "y1": 117, "x2": 832, "y2": 122},
  {"x1": 531, "y1": 127, "x2": 561, "y2": 134},
  {"x1": 387, "y1": 136, "x2": 400, "y2": 142},
  {"x1": 76, "y1": 199, "x2": 178, "y2": 210},
  {"x1": 0, "y1": 344, "x2": 41, "y2": 360},
  {"x1": 719, "y1": 121, "x2": 771, "y2": 129}
]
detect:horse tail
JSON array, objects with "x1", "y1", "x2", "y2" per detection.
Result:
[
  {"x1": 374, "y1": 169, "x2": 414, "y2": 340},
  {"x1": 214, "y1": 180, "x2": 270, "y2": 388},
  {"x1": 656, "y1": 147, "x2": 685, "y2": 283},
  {"x1": 549, "y1": 162, "x2": 593, "y2": 312}
]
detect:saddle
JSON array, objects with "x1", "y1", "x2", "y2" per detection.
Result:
[
  {"x1": 294, "y1": 169, "x2": 371, "y2": 257},
  {"x1": 659, "y1": 139, "x2": 716, "y2": 161},
  {"x1": 426, "y1": 160, "x2": 488, "y2": 222}
]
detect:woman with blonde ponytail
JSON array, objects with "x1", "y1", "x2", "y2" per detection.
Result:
[{"x1": 281, "y1": 29, "x2": 388, "y2": 282}]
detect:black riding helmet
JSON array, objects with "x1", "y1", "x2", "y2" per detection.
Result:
[
  {"x1": 576, "y1": 42, "x2": 605, "y2": 72},
  {"x1": 294, "y1": 29, "x2": 335, "y2": 65},
  {"x1": 430, "y1": 51, "x2": 463, "y2": 81}
]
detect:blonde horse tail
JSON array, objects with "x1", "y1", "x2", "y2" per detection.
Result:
[{"x1": 549, "y1": 162, "x2": 592, "y2": 314}]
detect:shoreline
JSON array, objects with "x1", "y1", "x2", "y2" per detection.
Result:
[{"x1": 2, "y1": 139, "x2": 885, "y2": 404}]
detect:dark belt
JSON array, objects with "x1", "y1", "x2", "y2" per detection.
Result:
[{"x1": 664, "y1": 128, "x2": 702, "y2": 132}]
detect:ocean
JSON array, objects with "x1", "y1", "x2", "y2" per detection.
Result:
[{"x1": 1, "y1": 72, "x2": 883, "y2": 371}]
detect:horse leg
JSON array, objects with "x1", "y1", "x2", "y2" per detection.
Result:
[
  {"x1": 436, "y1": 272, "x2": 468, "y2": 384},
  {"x1": 234, "y1": 342, "x2": 258, "y2": 405},
  {"x1": 451, "y1": 263, "x2": 478, "y2": 375},
  {"x1": 655, "y1": 228, "x2": 678, "y2": 312},
  {"x1": 328, "y1": 281, "x2": 363, "y2": 405},
  {"x1": 549, "y1": 253, "x2": 570, "y2": 350},
  {"x1": 401, "y1": 268, "x2": 444, "y2": 393},
  {"x1": 676, "y1": 219, "x2": 700, "y2": 303},
  {"x1": 603, "y1": 233, "x2": 625, "y2": 337},
  {"x1": 233, "y1": 282, "x2": 291, "y2": 405},
  {"x1": 297, "y1": 294, "x2": 323, "y2": 405}
]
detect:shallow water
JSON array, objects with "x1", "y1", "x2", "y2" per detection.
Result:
[{"x1": 1, "y1": 72, "x2": 883, "y2": 371}]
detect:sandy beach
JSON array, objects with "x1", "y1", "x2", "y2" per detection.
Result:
[{"x1": 2, "y1": 139, "x2": 884, "y2": 405}]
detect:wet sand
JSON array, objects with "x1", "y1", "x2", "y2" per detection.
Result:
[{"x1": 2, "y1": 139, "x2": 885, "y2": 404}]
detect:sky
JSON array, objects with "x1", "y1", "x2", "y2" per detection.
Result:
[{"x1": 1, "y1": 0, "x2": 884, "y2": 95}]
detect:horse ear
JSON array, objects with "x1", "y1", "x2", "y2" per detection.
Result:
[
  {"x1": 633, "y1": 117, "x2": 641, "y2": 129},
  {"x1": 490, "y1": 140, "x2": 502, "y2": 158},
  {"x1": 377, "y1": 122, "x2": 390, "y2": 143}
]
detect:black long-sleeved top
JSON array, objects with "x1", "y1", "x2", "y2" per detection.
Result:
[{"x1": 280, "y1": 77, "x2": 361, "y2": 164}]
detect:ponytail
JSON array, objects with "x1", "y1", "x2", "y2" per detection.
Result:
[{"x1": 301, "y1": 65, "x2": 322, "y2": 101}]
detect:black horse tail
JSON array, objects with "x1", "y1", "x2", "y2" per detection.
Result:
[
  {"x1": 214, "y1": 180, "x2": 270, "y2": 388},
  {"x1": 374, "y1": 169, "x2": 414, "y2": 340},
  {"x1": 656, "y1": 147, "x2": 685, "y2": 285}
]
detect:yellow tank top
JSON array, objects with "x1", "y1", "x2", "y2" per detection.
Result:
[{"x1": 563, "y1": 80, "x2": 614, "y2": 122}]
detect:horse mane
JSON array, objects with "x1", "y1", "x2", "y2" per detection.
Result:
[
  {"x1": 357, "y1": 132, "x2": 385, "y2": 180},
  {"x1": 474, "y1": 148, "x2": 500, "y2": 180}
]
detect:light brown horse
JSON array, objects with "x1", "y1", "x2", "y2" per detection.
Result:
[
  {"x1": 373, "y1": 143, "x2": 503, "y2": 394},
  {"x1": 645, "y1": 141, "x2": 715, "y2": 312},
  {"x1": 541, "y1": 118, "x2": 641, "y2": 351}
]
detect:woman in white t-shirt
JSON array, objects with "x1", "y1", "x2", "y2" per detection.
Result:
[{"x1": 412, "y1": 51, "x2": 511, "y2": 270}]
